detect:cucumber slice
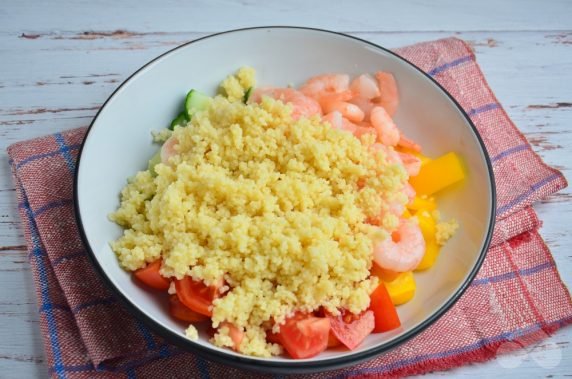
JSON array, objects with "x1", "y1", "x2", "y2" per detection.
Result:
[
  {"x1": 243, "y1": 87, "x2": 253, "y2": 104},
  {"x1": 185, "y1": 89, "x2": 211, "y2": 118},
  {"x1": 148, "y1": 151, "x2": 161, "y2": 176},
  {"x1": 169, "y1": 111, "x2": 189, "y2": 130}
]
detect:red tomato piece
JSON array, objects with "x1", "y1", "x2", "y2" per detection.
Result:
[
  {"x1": 134, "y1": 259, "x2": 170, "y2": 290},
  {"x1": 326, "y1": 310, "x2": 374, "y2": 350},
  {"x1": 175, "y1": 276, "x2": 220, "y2": 317},
  {"x1": 266, "y1": 330, "x2": 282, "y2": 344},
  {"x1": 278, "y1": 312, "x2": 330, "y2": 359},
  {"x1": 370, "y1": 282, "x2": 401, "y2": 332},
  {"x1": 168, "y1": 295, "x2": 208, "y2": 323},
  {"x1": 327, "y1": 331, "x2": 342, "y2": 348}
]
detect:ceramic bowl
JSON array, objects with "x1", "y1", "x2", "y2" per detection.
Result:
[{"x1": 75, "y1": 27, "x2": 495, "y2": 374}]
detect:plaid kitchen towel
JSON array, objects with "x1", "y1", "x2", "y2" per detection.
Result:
[{"x1": 7, "y1": 37, "x2": 571, "y2": 378}]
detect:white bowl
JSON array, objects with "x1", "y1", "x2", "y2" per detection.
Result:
[{"x1": 75, "y1": 27, "x2": 495, "y2": 373}]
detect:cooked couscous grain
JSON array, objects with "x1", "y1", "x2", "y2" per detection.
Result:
[
  {"x1": 110, "y1": 68, "x2": 410, "y2": 356},
  {"x1": 220, "y1": 66, "x2": 256, "y2": 102},
  {"x1": 435, "y1": 219, "x2": 459, "y2": 246},
  {"x1": 185, "y1": 324, "x2": 199, "y2": 341}
]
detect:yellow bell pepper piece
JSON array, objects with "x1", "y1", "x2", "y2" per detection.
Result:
[
  {"x1": 413, "y1": 211, "x2": 442, "y2": 271},
  {"x1": 402, "y1": 208, "x2": 412, "y2": 219},
  {"x1": 381, "y1": 271, "x2": 416, "y2": 305},
  {"x1": 415, "y1": 239, "x2": 440, "y2": 271},
  {"x1": 407, "y1": 196, "x2": 437, "y2": 212},
  {"x1": 416, "y1": 153, "x2": 432, "y2": 167},
  {"x1": 416, "y1": 211, "x2": 436, "y2": 241},
  {"x1": 409, "y1": 152, "x2": 465, "y2": 196},
  {"x1": 395, "y1": 147, "x2": 432, "y2": 167},
  {"x1": 371, "y1": 263, "x2": 400, "y2": 282}
]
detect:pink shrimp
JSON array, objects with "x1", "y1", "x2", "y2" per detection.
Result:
[
  {"x1": 353, "y1": 124, "x2": 377, "y2": 140},
  {"x1": 398, "y1": 152, "x2": 421, "y2": 177},
  {"x1": 370, "y1": 106, "x2": 399, "y2": 146},
  {"x1": 371, "y1": 142, "x2": 420, "y2": 177},
  {"x1": 374, "y1": 72, "x2": 399, "y2": 117},
  {"x1": 247, "y1": 86, "x2": 270, "y2": 103},
  {"x1": 350, "y1": 74, "x2": 380, "y2": 99},
  {"x1": 299, "y1": 74, "x2": 350, "y2": 99},
  {"x1": 315, "y1": 90, "x2": 353, "y2": 104},
  {"x1": 348, "y1": 96, "x2": 376, "y2": 122},
  {"x1": 321, "y1": 100, "x2": 364, "y2": 123},
  {"x1": 403, "y1": 182, "x2": 416, "y2": 204},
  {"x1": 364, "y1": 195, "x2": 404, "y2": 226},
  {"x1": 161, "y1": 136, "x2": 178, "y2": 164},
  {"x1": 398, "y1": 133, "x2": 422, "y2": 153},
  {"x1": 323, "y1": 111, "x2": 358, "y2": 133},
  {"x1": 373, "y1": 218, "x2": 425, "y2": 272},
  {"x1": 370, "y1": 143, "x2": 399, "y2": 162},
  {"x1": 250, "y1": 87, "x2": 321, "y2": 119},
  {"x1": 323, "y1": 111, "x2": 343, "y2": 129}
]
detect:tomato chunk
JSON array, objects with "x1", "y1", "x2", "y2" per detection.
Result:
[
  {"x1": 327, "y1": 331, "x2": 342, "y2": 348},
  {"x1": 168, "y1": 295, "x2": 208, "y2": 323},
  {"x1": 370, "y1": 282, "x2": 401, "y2": 332},
  {"x1": 327, "y1": 310, "x2": 374, "y2": 350},
  {"x1": 278, "y1": 312, "x2": 330, "y2": 359},
  {"x1": 134, "y1": 259, "x2": 170, "y2": 290},
  {"x1": 175, "y1": 276, "x2": 220, "y2": 317},
  {"x1": 266, "y1": 329, "x2": 282, "y2": 344}
]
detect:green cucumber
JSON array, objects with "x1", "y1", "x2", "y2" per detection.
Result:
[
  {"x1": 148, "y1": 151, "x2": 161, "y2": 176},
  {"x1": 243, "y1": 86, "x2": 253, "y2": 104},
  {"x1": 185, "y1": 89, "x2": 211, "y2": 118},
  {"x1": 169, "y1": 111, "x2": 189, "y2": 130}
]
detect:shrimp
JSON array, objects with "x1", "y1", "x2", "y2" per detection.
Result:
[
  {"x1": 370, "y1": 143, "x2": 419, "y2": 183},
  {"x1": 323, "y1": 111, "x2": 358, "y2": 133},
  {"x1": 374, "y1": 72, "x2": 399, "y2": 117},
  {"x1": 247, "y1": 86, "x2": 271, "y2": 103},
  {"x1": 315, "y1": 90, "x2": 353, "y2": 104},
  {"x1": 299, "y1": 74, "x2": 350, "y2": 98},
  {"x1": 161, "y1": 136, "x2": 178, "y2": 164},
  {"x1": 353, "y1": 124, "x2": 377, "y2": 140},
  {"x1": 373, "y1": 218, "x2": 425, "y2": 272},
  {"x1": 398, "y1": 152, "x2": 421, "y2": 177},
  {"x1": 403, "y1": 182, "x2": 416, "y2": 204},
  {"x1": 350, "y1": 74, "x2": 380, "y2": 99},
  {"x1": 370, "y1": 135, "x2": 420, "y2": 176},
  {"x1": 348, "y1": 96, "x2": 376, "y2": 122},
  {"x1": 398, "y1": 133, "x2": 422, "y2": 153},
  {"x1": 370, "y1": 106, "x2": 399, "y2": 146},
  {"x1": 365, "y1": 191, "x2": 407, "y2": 226},
  {"x1": 370, "y1": 142, "x2": 403, "y2": 166},
  {"x1": 322, "y1": 111, "x2": 343, "y2": 129},
  {"x1": 250, "y1": 87, "x2": 321, "y2": 119},
  {"x1": 321, "y1": 100, "x2": 364, "y2": 123}
]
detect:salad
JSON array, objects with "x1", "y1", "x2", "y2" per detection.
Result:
[{"x1": 110, "y1": 67, "x2": 463, "y2": 359}]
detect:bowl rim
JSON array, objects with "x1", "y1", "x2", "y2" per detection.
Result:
[{"x1": 74, "y1": 26, "x2": 496, "y2": 374}]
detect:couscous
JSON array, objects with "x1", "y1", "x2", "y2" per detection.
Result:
[{"x1": 110, "y1": 67, "x2": 463, "y2": 358}]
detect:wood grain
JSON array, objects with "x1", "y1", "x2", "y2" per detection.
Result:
[
  {"x1": 0, "y1": 1, "x2": 570, "y2": 377},
  {"x1": 3, "y1": 0, "x2": 572, "y2": 32}
]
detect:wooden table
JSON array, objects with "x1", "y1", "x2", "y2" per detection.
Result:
[{"x1": 1, "y1": 1, "x2": 570, "y2": 377}]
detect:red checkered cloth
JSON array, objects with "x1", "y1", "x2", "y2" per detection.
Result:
[{"x1": 7, "y1": 37, "x2": 571, "y2": 378}]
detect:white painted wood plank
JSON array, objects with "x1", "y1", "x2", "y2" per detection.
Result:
[
  {"x1": 424, "y1": 328, "x2": 571, "y2": 377},
  {"x1": 2, "y1": 0, "x2": 571, "y2": 33},
  {"x1": 1, "y1": 32, "x2": 571, "y2": 120}
]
